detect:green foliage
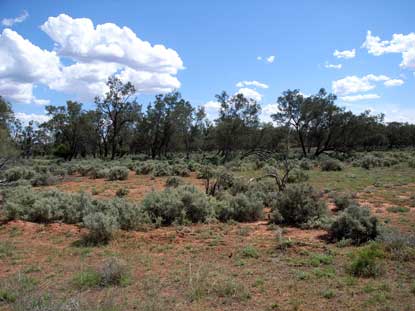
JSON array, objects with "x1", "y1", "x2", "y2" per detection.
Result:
[
  {"x1": 108, "y1": 166, "x2": 129, "y2": 180},
  {"x1": 347, "y1": 243, "x2": 384, "y2": 277},
  {"x1": 142, "y1": 185, "x2": 215, "y2": 225},
  {"x1": 354, "y1": 154, "x2": 399, "y2": 170},
  {"x1": 217, "y1": 192, "x2": 263, "y2": 222},
  {"x1": 320, "y1": 159, "x2": 343, "y2": 171},
  {"x1": 269, "y1": 184, "x2": 327, "y2": 226},
  {"x1": 330, "y1": 205, "x2": 379, "y2": 245},
  {"x1": 386, "y1": 206, "x2": 410, "y2": 213},
  {"x1": 99, "y1": 258, "x2": 130, "y2": 287},
  {"x1": 82, "y1": 212, "x2": 119, "y2": 245},
  {"x1": 287, "y1": 168, "x2": 309, "y2": 183},
  {"x1": 377, "y1": 229, "x2": 415, "y2": 261},
  {"x1": 165, "y1": 176, "x2": 184, "y2": 188},
  {"x1": 4, "y1": 167, "x2": 35, "y2": 182},
  {"x1": 30, "y1": 173, "x2": 59, "y2": 186},
  {"x1": 172, "y1": 163, "x2": 191, "y2": 177},
  {"x1": 115, "y1": 187, "x2": 129, "y2": 197},
  {"x1": 334, "y1": 193, "x2": 357, "y2": 211},
  {"x1": 73, "y1": 269, "x2": 102, "y2": 288},
  {"x1": 240, "y1": 245, "x2": 259, "y2": 258}
]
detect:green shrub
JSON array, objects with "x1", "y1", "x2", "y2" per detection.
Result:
[
  {"x1": 330, "y1": 205, "x2": 379, "y2": 245},
  {"x1": 108, "y1": 166, "x2": 129, "y2": 180},
  {"x1": 240, "y1": 245, "x2": 259, "y2": 258},
  {"x1": 299, "y1": 159, "x2": 312, "y2": 170},
  {"x1": 82, "y1": 212, "x2": 119, "y2": 244},
  {"x1": 116, "y1": 187, "x2": 129, "y2": 197},
  {"x1": 408, "y1": 159, "x2": 415, "y2": 168},
  {"x1": 355, "y1": 154, "x2": 399, "y2": 170},
  {"x1": 347, "y1": 243, "x2": 384, "y2": 277},
  {"x1": 90, "y1": 168, "x2": 109, "y2": 179},
  {"x1": 321, "y1": 159, "x2": 343, "y2": 171},
  {"x1": 142, "y1": 186, "x2": 215, "y2": 225},
  {"x1": 4, "y1": 167, "x2": 36, "y2": 182},
  {"x1": 218, "y1": 192, "x2": 263, "y2": 222},
  {"x1": 269, "y1": 184, "x2": 327, "y2": 226},
  {"x1": 114, "y1": 199, "x2": 150, "y2": 231},
  {"x1": 334, "y1": 193, "x2": 357, "y2": 211},
  {"x1": 287, "y1": 168, "x2": 309, "y2": 183},
  {"x1": 172, "y1": 163, "x2": 191, "y2": 177},
  {"x1": 99, "y1": 257, "x2": 129, "y2": 286},
  {"x1": 386, "y1": 206, "x2": 410, "y2": 213},
  {"x1": 73, "y1": 269, "x2": 102, "y2": 288},
  {"x1": 377, "y1": 229, "x2": 415, "y2": 261},
  {"x1": 153, "y1": 162, "x2": 173, "y2": 177},
  {"x1": 165, "y1": 176, "x2": 184, "y2": 188},
  {"x1": 30, "y1": 173, "x2": 59, "y2": 186}
]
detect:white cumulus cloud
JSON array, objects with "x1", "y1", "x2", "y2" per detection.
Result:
[
  {"x1": 266, "y1": 55, "x2": 275, "y2": 63},
  {"x1": 362, "y1": 31, "x2": 415, "y2": 69},
  {"x1": 333, "y1": 48, "x2": 356, "y2": 59},
  {"x1": 236, "y1": 80, "x2": 269, "y2": 89},
  {"x1": 2, "y1": 10, "x2": 29, "y2": 27},
  {"x1": 384, "y1": 79, "x2": 404, "y2": 87},
  {"x1": 325, "y1": 63, "x2": 342, "y2": 69},
  {"x1": 340, "y1": 93, "x2": 380, "y2": 102},
  {"x1": 15, "y1": 112, "x2": 50, "y2": 124},
  {"x1": 332, "y1": 74, "x2": 402, "y2": 96}
]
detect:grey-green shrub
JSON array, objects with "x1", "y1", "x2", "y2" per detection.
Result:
[
  {"x1": 82, "y1": 212, "x2": 119, "y2": 244},
  {"x1": 172, "y1": 163, "x2": 190, "y2": 177},
  {"x1": 287, "y1": 168, "x2": 309, "y2": 183},
  {"x1": 165, "y1": 176, "x2": 184, "y2": 188},
  {"x1": 334, "y1": 193, "x2": 357, "y2": 211},
  {"x1": 330, "y1": 205, "x2": 379, "y2": 245},
  {"x1": 320, "y1": 159, "x2": 343, "y2": 171},
  {"x1": 30, "y1": 173, "x2": 59, "y2": 187},
  {"x1": 4, "y1": 167, "x2": 36, "y2": 182},
  {"x1": 217, "y1": 192, "x2": 263, "y2": 222},
  {"x1": 108, "y1": 166, "x2": 129, "y2": 180},
  {"x1": 142, "y1": 185, "x2": 215, "y2": 225},
  {"x1": 269, "y1": 184, "x2": 327, "y2": 226},
  {"x1": 116, "y1": 187, "x2": 129, "y2": 197}
]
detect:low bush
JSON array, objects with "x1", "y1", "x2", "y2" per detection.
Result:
[
  {"x1": 90, "y1": 168, "x2": 109, "y2": 179},
  {"x1": 269, "y1": 184, "x2": 327, "y2": 226},
  {"x1": 334, "y1": 193, "x2": 357, "y2": 211},
  {"x1": 216, "y1": 192, "x2": 263, "y2": 222},
  {"x1": 347, "y1": 243, "x2": 384, "y2": 277},
  {"x1": 287, "y1": 168, "x2": 309, "y2": 183},
  {"x1": 99, "y1": 257, "x2": 130, "y2": 286},
  {"x1": 330, "y1": 205, "x2": 379, "y2": 245},
  {"x1": 4, "y1": 167, "x2": 36, "y2": 182},
  {"x1": 142, "y1": 185, "x2": 215, "y2": 225},
  {"x1": 116, "y1": 187, "x2": 129, "y2": 197},
  {"x1": 386, "y1": 206, "x2": 410, "y2": 213},
  {"x1": 82, "y1": 212, "x2": 119, "y2": 245},
  {"x1": 30, "y1": 173, "x2": 59, "y2": 187},
  {"x1": 355, "y1": 154, "x2": 399, "y2": 170},
  {"x1": 108, "y1": 166, "x2": 129, "y2": 181},
  {"x1": 165, "y1": 176, "x2": 184, "y2": 188},
  {"x1": 377, "y1": 229, "x2": 415, "y2": 261},
  {"x1": 299, "y1": 159, "x2": 313, "y2": 170},
  {"x1": 172, "y1": 163, "x2": 191, "y2": 177},
  {"x1": 321, "y1": 159, "x2": 343, "y2": 171}
]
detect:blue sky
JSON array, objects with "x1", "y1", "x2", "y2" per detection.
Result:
[{"x1": 0, "y1": 0, "x2": 414, "y2": 123}]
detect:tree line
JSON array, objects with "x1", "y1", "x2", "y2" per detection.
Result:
[{"x1": 1, "y1": 77, "x2": 414, "y2": 164}]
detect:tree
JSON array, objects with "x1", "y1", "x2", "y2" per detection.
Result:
[
  {"x1": 214, "y1": 91, "x2": 261, "y2": 162},
  {"x1": 0, "y1": 96, "x2": 18, "y2": 169},
  {"x1": 95, "y1": 77, "x2": 141, "y2": 159}
]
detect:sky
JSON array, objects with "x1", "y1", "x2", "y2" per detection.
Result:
[{"x1": 0, "y1": 0, "x2": 414, "y2": 124}]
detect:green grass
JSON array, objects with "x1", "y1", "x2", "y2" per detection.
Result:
[
  {"x1": 72, "y1": 269, "x2": 101, "y2": 288},
  {"x1": 387, "y1": 206, "x2": 410, "y2": 213}
]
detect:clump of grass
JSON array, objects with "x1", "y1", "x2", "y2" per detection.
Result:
[
  {"x1": 386, "y1": 206, "x2": 410, "y2": 213},
  {"x1": 347, "y1": 243, "x2": 384, "y2": 278},
  {"x1": 240, "y1": 245, "x2": 259, "y2": 259},
  {"x1": 115, "y1": 187, "x2": 129, "y2": 197},
  {"x1": 73, "y1": 258, "x2": 129, "y2": 289}
]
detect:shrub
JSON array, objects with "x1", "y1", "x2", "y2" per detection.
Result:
[
  {"x1": 90, "y1": 168, "x2": 109, "y2": 179},
  {"x1": 196, "y1": 165, "x2": 215, "y2": 179},
  {"x1": 377, "y1": 229, "x2": 415, "y2": 261},
  {"x1": 153, "y1": 162, "x2": 173, "y2": 177},
  {"x1": 386, "y1": 206, "x2": 410, "y2": 213},
  {"x1": 269, "y1": 184, "x2": 327, "y2": 226},
  {"x1": 408, "y1": 159, "x2": 415, "y2": 168},
  {"x1": 330, "y1": 205, "x2": 379, "y2": 245},
  {"x1": 240, "y1": 245, "x2": 259, "y2": 258},
  {"x1": 30, "y1": 173, "x2": 59, "y2": 187},
  {"x1": 321, "y1": 159, "x2": 343, "y2": 171},
  {"x1": 73, "y1": 269, "x2": 102, "y2": 288},
  {"x1": 334, "y1": 193, "x2": 357, "y2": 211},
  {"x1": 108, "y1": 166, "x2": 129, "y2": 181},
  {"x1": 347, "y1": 243, "x2": 384, "y2": 277},
  {"x1": 219, "y1": 192, "x2": 263, "y2": 222},
  {"x1": 135, "y1": 161, "x2": 155, "y2": 175},
  {"x1": 82, "y1": 212, "x2": 119, "y2": 244},
  {"x1": 142, "y1": 186, "x2": 215, "y2": 225},
  {"x1": 287, "y1": 168, "x2": 309, "y2": 183},
  {"x1": 99, "y1": 258, "x2": 129, "y2": 286},
  {"x1": 299, "y1": 159, "x2": 313, "y2": 170},
  {"x1": 114, "y1": 199, "x2": 150, "y2": 231},
  {"x1": 165, "y1": 176, "x2": 184, "y2": 188},
  {"x1": 4, "y1": 167, "x2": 35, "y2": 182},
  {"x1": 116, "y1": 187, "x2": 129, "y2": 197},
  {"x1": 172, "y1": 163, "x2": 191, "y2": 177}
]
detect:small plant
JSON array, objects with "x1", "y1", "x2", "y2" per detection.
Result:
[
  {"x1": 108, "y1": 166, "x2": 129, "y2": 181},
  {"x1": 321, "y1": 159, "x2": 343, "y2": 171},
  {"x1": 99, "y1": 257, "x2": 130, "y2": 286},
  {"x1": 82, "y1": 212, "x2": 119, "y2": 245},
  {"x1": 334, "y1": 193, "x2": 357, "y2": 211},
  {"x1": 347, "y1": 243, "x2": 384, "y2": 277},
  {"x1": 116, "y1": 187, "x2": 129, "y2": 197},
  {"x1": 377, "y1": 229, "x2": 415, "y2": 261},
  {"x1": 73, "y1": 269, "x2": 102, "y2": 288},
  {"x1": 165, "y1": 176, "x2": 184, "y2": 188},
  {"x1": 330, "y1": 205, "x2": 379, "y2": 245},
  {"x1": 269, "y1": 184, "x2": 327, "y2": 226},
  {"x1": 386, "y1": 206, "x2": 410, "y2": 213},
  {"x1": 240, "y1": 245, "x2": 259, "y2": 259}
]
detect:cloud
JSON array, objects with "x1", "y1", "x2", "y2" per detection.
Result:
[
  {"x1": 15, "y1": 112, "x2": 50, "y2": 124},
  {"x1": 384, "y1": 79, "x2": 404, "y2": 87},
  {"x1": 362, "y1": 31, "x2": 415, "y2": 69},
  {"x1": 260, "y1": 103, "x2": 280, "y2": 122},
  {"x1": 256, "y1": 56, "x2": 262, "y2": 60},
  {"x1": 333, "y1": 48, "x2": 356, "y2": 59},
  {"x1": 340, "y1": 93, "x2": 380, "y2": 102},
  {"x1": 203, "y1": 100, "x2": 221, "y2": 120},
  {"x1": 236, "y1": 80, "x2": 269, "y2": 89},
  {"x1": 332, "y1": 74, "x2": 400, "y2": 96},
  {"x1": 236, "y1": 87, "x2": 262, "y2": 101},
  {"x1": 204, "y1": 101, "x2": 221, "y2": 110},
  {"x1": 266, "y1": 55, "x2": 275, "y2": 63},
  {"x1": 0, "y1": 14, "x2": 184, "y2": 103},
  {"x1": 41, "y1": 14, "x2": 183, "y2": 74},
  {"x1": 325, "y1": 63, "x2": 342, "y2": 69},
  {"x1": 2, "y1": 10, "x2": 29, "y2": 27}
]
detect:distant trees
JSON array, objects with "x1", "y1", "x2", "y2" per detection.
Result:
[{"x1": 1, "y1": 79, "x2": 415, "y2": 162}]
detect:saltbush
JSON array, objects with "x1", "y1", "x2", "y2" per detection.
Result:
[
  {"x1": 165, "y1": 176, "x2": 184, "y2": 188},
  {"x1": 82, "y1": 212, "x2": 119, "y2": 244},
  {"x1": 330, "y1": 205, "x2": 379, "y2": 245},
  {"x1": 269, "y1": 184, "x2": 327, "y2": 226},
  {"x1": 347, "y1": 243, "x2": 384, "y2": 277},
  {"x1": 334, "y1": 193, "x2": 357, "y2": 211},
  {"x1": 108, "y1": 166, "x2": 129, "y2": 181},
  {"x1": 216, "y1": 192, "x2": 263, "y2": 222},
  {"x1": 321, "y1": 159, "x2": 343, "y2": 171},
  {"x1": 4, "y1": 167, "x2": 36, "y2": 182}
]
